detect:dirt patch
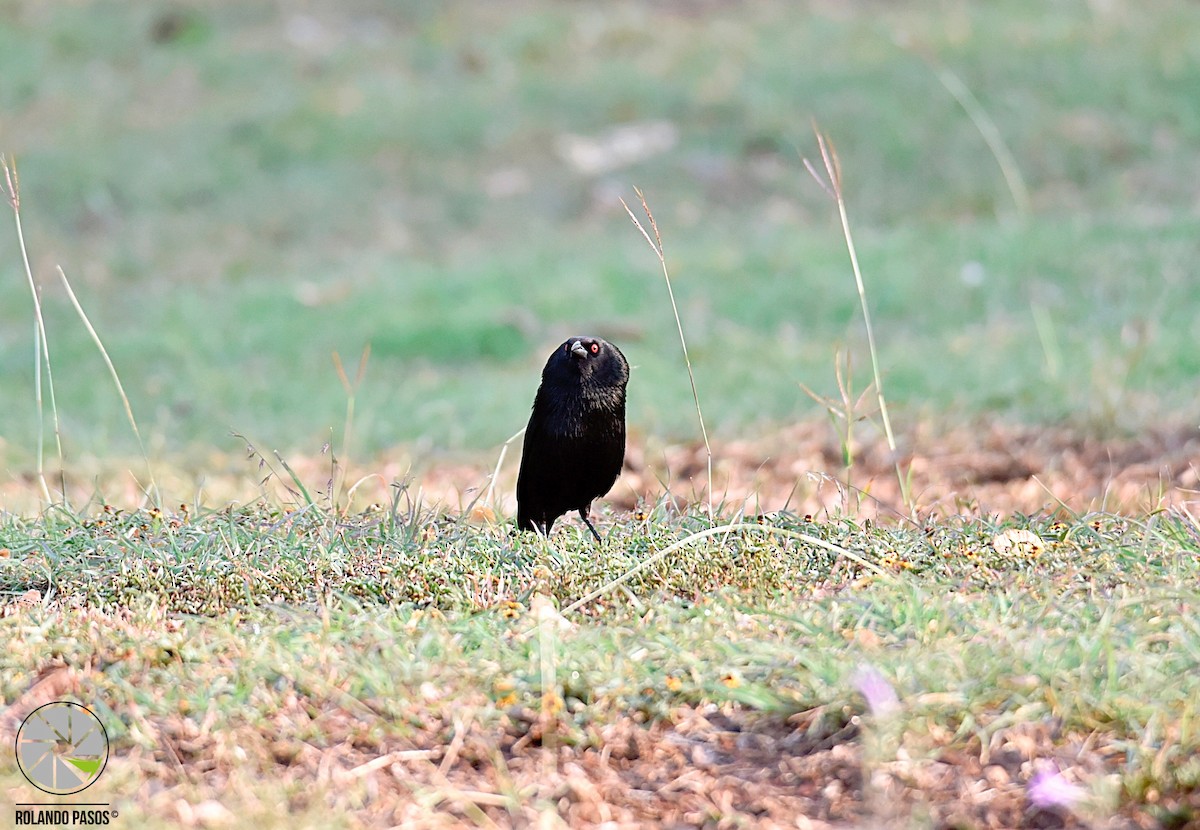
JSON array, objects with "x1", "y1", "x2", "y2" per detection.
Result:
[
  {"x1": 4, "y1": 419, "x2": 1196, "y2": 519},
  {"x1": 402, "y1": 419, "x2": 1200, "y2": 524},
  {"x1": 4, "y1": 652, "x2": 1193, "y2": 828},
  {"x1": 101, "y1": 699, "x2": 1189, "y2": 828},
  {"x1": 615, "y1": 419, "x2": 1200, "y2": 520}
]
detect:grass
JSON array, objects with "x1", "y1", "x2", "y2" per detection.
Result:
[
  {"x1": 4, "y1": 503, "x2": 1189, "y2": 615},
  {"x1": 3, "y1": 1, "x2": 1200, "y2": 466},
  {"x1": 3, "y1": 1, "x2": 1200, "y2": 825},
  {"x1": 1, "y1": 504, "x2": 1198, "y2": 825}
]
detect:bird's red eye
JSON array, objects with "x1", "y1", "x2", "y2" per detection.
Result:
[{"x1": 590, "y1": 343, "x2": 599, "y2": 354}]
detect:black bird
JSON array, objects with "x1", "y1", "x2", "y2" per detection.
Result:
[{"x1": 516, "y1": 336, "x2": 629, "y2": 542}]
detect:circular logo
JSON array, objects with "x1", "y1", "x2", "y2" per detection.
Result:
[{"x1": 15, "y1": 701, "x2": 109, "y2": 795}]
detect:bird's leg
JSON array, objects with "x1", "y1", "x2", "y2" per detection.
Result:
[{"x1": 579, "y1": 506, "x2": 603, "y2": 544}]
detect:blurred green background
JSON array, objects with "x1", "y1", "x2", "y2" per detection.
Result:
[{"x1": 2, "y1": 1, "x2": 1198, "y2": 468}]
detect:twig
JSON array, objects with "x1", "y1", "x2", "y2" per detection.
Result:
[
  {"x1": 346, "y1": 749, "x2": 436, "y2": 779},
  {"x1": 438, "y1": 710, "x2": 473, "y2": 777}
]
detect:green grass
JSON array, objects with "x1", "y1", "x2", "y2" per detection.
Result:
[
  {"x1": 1, "y1": 505, "x2": 1198, "y2": 825},
  {"x1": 3, "y1": 5, "x2": 1200, "y2": 822},
  {"x1": 2, "y1": 501, "x2": 1192, "y2": 615},
  {"x1": 3, "y1": 1, "x2": 1200, "y2": 466}
]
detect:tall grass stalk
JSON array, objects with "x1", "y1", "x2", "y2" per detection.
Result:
[
  {"x1": 800, "y1": 349, "x2": 873, "y2": 470},
  {"x1": 930, "y1": 62, "x2": 1031, "y2": 217},
  {"x1": 1031, "y1": 302, "x2": 1062, "y2": 380},
  {"x1": 331, "y1": 346, "x2": 370, "y2": 511},
  {"x1": 274, "y1": 450, "x2": 316, "y2": 507},
  {"x1": 484, "y1": 426, "x2": 525, "y2": 509},
  {"x1": 56, "y1": 265, "x2": 159, "y2": 504},
  {"x1": 3, "y1": 156, "x2": 64, "y2": 505},
  {"x1": 803, "y1": 127, "x2": 910, "y2": 508},
  {"x1": 621, "y1": 188, "x2": 713, "y2": 518}
]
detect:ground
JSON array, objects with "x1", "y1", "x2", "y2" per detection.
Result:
[
  {"x1": 3, "y1": 2, "x2": 1200, "y2": 826},
  {"x1": 3, "y1": 657, "x2": 1194, "y2": 828},
  {"x1": 2, "y1": 418, "x2": 1198, "y2": 829},
  {"x1": 409, "y1": 419, "x2": 1200, "y2": 524}
]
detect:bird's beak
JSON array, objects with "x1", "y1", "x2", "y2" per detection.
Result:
[{"x1": 570, "y1": 340, "x2": 588, "y2": 359}]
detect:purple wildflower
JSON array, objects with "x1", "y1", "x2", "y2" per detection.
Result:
[
  {"x1": 852, "y1": 664, "x2": 899, "y2": 716},
  {"x1": 1027, "y1": 762, "x2": 1084, "y2": 810}
]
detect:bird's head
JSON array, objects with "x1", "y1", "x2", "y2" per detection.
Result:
[{"x1": 544, "y1": 336, "x2": 629, "y2": 391}]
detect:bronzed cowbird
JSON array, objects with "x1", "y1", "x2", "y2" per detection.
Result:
[{"x1": 516, "y1": 336, "x2": 629, "y2": 542}]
